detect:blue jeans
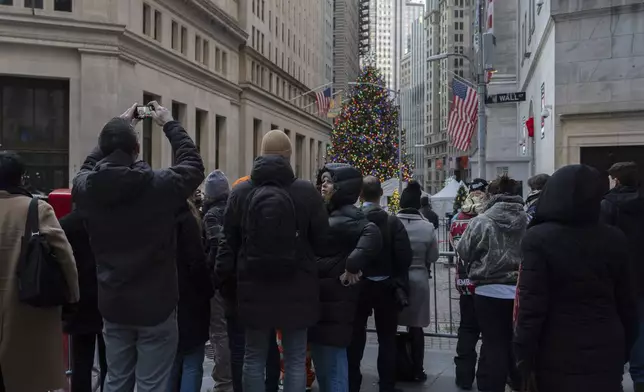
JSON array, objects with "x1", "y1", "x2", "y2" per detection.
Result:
[
  {"x1": 227, "y1": 317, "x2": 280, "y2": 392},
  {"x1": 310, "y1": 344, "x2": 348, "y2": 392},
  {"x1": 103, "y1": 311, "x2": 178, "y2": 392},
  {"x1": 167, "y1": 344, "x2": 205, "y2": 392},
  {"x1": 630, "y1": 301, "x2": 644, "y2": 383},
  {"x1": 244, "y1": 328, "x2": 307, "y2": 392}
]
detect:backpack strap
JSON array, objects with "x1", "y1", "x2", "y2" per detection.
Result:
[{"x1": 18, "y1": 198, "x2": 39, "y2": 275}]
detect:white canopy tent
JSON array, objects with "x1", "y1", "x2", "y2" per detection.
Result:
[{"x1": 430, "y1": 177, "x2": 465, "y2": 218}]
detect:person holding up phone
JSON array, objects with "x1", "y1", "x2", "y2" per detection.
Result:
[{"x1": 72, "y1": 102, "x2": 205, "y2": 392}]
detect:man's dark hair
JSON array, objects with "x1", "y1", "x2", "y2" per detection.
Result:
[
  {"x1": 488, "y1": 175, "x2": 520, "y2": 196},
  {"x1": 99, "y1": 117, "x2": 138, "y2": 156},
  {"x1": 420, "y1": 195, "x2": 430, "y2": 207},
  {"x1": 608, "y1": 162, "x2": 639, "y2": 187},
  {"x1": 361, "y1": 175, "x2": 383, "y2": 202},
  {"x1": 0, "y1": 151, "x2": 26, "y2": 188},
  {"x1": 527, "y1": 173, "x2": 550, "y2": 191}
]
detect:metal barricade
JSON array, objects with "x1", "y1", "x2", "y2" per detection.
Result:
[{"x1": 367, "y1": 248, "x2": 460, "y2": 339}]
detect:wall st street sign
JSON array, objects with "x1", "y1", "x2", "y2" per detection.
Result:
[{"x1": 485, "y1": 92, "x2": 527, "y2": 104}]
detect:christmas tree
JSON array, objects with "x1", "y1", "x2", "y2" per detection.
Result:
[
  {"x1": 452, "y1": 184, "x2": 468, "y2": 215},
  {"x1": 388, "y1": 189, "x2": 401, "y2": 215},
  {"x1": 327, "y1": 66, "x2": 413, "y2": 182}
]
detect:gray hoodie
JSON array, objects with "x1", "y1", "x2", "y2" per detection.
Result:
[{"x1": 456, "y1": 194, "x2": 527, "y2": 286}]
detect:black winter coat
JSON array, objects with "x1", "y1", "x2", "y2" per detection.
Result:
[
  {"x1": 308, "y1": 164, "x2": 382, "y2": 347},
  {"x1": 514, "y1": 165, "x2": 637, "y2": 392},
  {"x1": 176, "y1": 208, "x2": 213, "y2": 353},
  {"x1": 600, "y1": 185, "x2": 644, "y2": 297},
  {"x1": 362, "y1": 204, "x2": 412, "y2": 294},
  {"x1": 72, "y1": 121, "x2": 205, "y2": 326},
  {"x1": 216, "y1": 155, "x2": 329, "y2": 329},
  {"x1": 59, "y1": 210, "x2": 102, "y2": 335},
  {"x1": 203, "y1": 197, "x2": 228, "y2": 287},
  {"x1": 419, "y1": 205, "x2": 439, "y2": 229}
]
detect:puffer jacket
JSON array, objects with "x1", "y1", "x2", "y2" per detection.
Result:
[
  {"x1": 525, "y1": 190, "x2": 542, "y2": 223},
  {"x1": 457, "y1": 195, "x2": 527, "y2": 286},
  {"x1": 203, "y1": 197, "x2": 228, "y2": 285},
  {"x1": 215, "y1": 155, "x2": 329, "y2": 330},
  {"x1": 308, "y1": 163, "x2": 382, "y2": 347}
]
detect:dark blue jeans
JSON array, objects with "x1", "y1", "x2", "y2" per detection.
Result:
[
  {"x1": 168, "y1": 344, "x2": 206, "y2": 392},
  {"x1": 227, "y1": 317, "x2": 280, "y2": 392}
]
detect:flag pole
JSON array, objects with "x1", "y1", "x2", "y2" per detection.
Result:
[{"x1": 289, "y1": 82, "x2": 334, "y2": 102}]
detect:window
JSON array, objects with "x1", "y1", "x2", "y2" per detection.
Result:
[
  {"x1": 154, "y1": 11, "x2": 162, "y2": 41},
  {"x1": 24, "y1": 0, "x2": 43, "y2": 8},
  {"x1": 171, "y1": 21, "x2": 179, "y2": 50},
  {"x1": 261, "y1": 0, "x2": 265, "y2": 21},
  {"x1": 202, "y1": 40, "x2": 210, "y2": 66},
  {"x1": 54, "y1": 0, "x2": 72, "y2": 11},
  {"x1": 142, "y1": 93, "x2": 158, "y2": 166},
  {"x1": 215, "y1": 48, "x2": 221, "y2": 71},
  {"x1": 496, "y1": 166, "x2": 509, "y2": 177},
  {"x1": 142, "y1": 3, "x2": 151, "y2": 36},
  {"x1": 253, "y1": 119, "x2": 262, "y2": 158},
  {"x1": 252, "y1": 0, "x2": 255, "y2": 15},
  {"x1": 269, "y1": 11, "x2": 272, "y2": 31},
  {"x1": 215, "y1": 115, "x2": 226, "y2": 169},
  {"x1": 195, "y1": 109, "x2": 207, "y2": 154},
  {"x1": 252, "y1": 26, "x2": 256, "y2": 48},
  {"x1": 171, "y1": 102, "x2": 186, "y2": 164},
  {"x1": 261, "y1": 33, "x2": 264, "y2": 54},
  {"x1": 222, "y1": 52, "x2": 227, "y2": 75},
  {"x1": 195, "y1": 36, "x2": 202, "y2": 62},
  {"x1": 0, "y1": 0, "x2": 13, "y2": 5},
  {"x1": 180, "y1": 26, "x2": 187, "y2": 55},
  {"x1": 0, "y1": 77, "x2": 69, "y2": 193}
]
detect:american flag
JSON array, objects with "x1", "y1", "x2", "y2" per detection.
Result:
[
  {"x1": 316, "y1": 88, "x2": 332, "y2": 117},
  {"x1": 448, "y1": 79, "x2": 478, "y2": 152}
]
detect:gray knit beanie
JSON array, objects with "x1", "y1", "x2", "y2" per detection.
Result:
[{"x1": 204, "y1": 170, "x2": 230, "y2": 199}]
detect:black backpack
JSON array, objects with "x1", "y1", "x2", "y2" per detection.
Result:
[
  {"x1": 17, "y1": 198, "x2": 68, "y2": 307},
  {"x1": 243, "y1": 181, "x2": 299, "y2": 279}
]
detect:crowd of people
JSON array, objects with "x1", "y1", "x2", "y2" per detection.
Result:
[
  {"x1": 0, "y1": 102, "x2": 643, "y2": 392},
  {"x1": 451, "y1": 164, "x2": 644, "y2": 392},
  {"x1": 0, "y1": 103, "x2": 439, "y2": 392}
]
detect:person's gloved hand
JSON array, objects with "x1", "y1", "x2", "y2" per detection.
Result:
[
  {"x1": 395, "y1": 287, "x2": 409, "y2": 309},
  {"x1": 119, "y1": 102, "x2": 140, "y2": 128},
  {"x1": 149, "y1": 101, "x2": 174, "y2": 126}
]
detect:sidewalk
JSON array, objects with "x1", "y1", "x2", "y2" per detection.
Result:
[{"x1": 201, "y1": 340, "x2": 636, "y2": 392}]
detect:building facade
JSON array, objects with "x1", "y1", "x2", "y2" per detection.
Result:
[
  {"x1": 0, "y1": 0, "x2": 332, "y2": 193},
  {"x1": 401, "y1": 0, "x2": 425, "y2": 54},
  {"x1": 333, "y1": 0, "x2": 362, "y2": 95},
  {"x1": 424, "y1": 0, "x2": 472, "y2": 194},
  {"x1": 366, "y1": 0, "x2": 397, "y2": 90},
  {"x1": 469, "y1": 0, "x2": 530, "y2": 195},
  {"x1": 517, "y1": 0, "x2": 644, "y2": 187},
  {"x1": 238, "y1": 0, "x2": 333, "y2": 181},
  {"x1": 400, "y1": 17, "x2": 426, "y2": 185}
]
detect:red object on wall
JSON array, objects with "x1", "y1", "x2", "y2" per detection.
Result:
[
  {"x1": 525, "y1": 117, "x2": 535, "y2": 138},
  {"x1": 48, "y1": 189, "x2": 72, "y2": 219},
  {"x1": 460, "y1": 156, "x2": 469, "y2": 169}
]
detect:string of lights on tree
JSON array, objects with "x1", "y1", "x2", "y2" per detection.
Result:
[
  {"x1": 452, "y1": 184, "x2": 468, "y2": 215},
  {"x1": 326, "y1": 66, "x2": 414, "y2": 182}
]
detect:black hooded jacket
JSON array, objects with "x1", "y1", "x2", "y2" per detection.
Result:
[
  {"x1": 176, "y1": 207, "x2": 213, "y2": 353},
  {"x1": 308, "y1": 163, "x2": 382, "y2": 347},
  {"x1": 72, "y1": 121, "x2": 205, "y2": 326},
  {"x1": 600, "y1": 185, "x2": 644, "y2": 297},
  {"x1": 514, "y1": 165, "x2": 637, "y2": 392},
  {"x1": 362, "y1": 203, "x2": 412, "y2": 294},
  {"x1": 59, "y1": 210, "x2": 102, "y2": 335},
  {"x1": 215, "y1": 155, "x2": 329, "y2": 330}
]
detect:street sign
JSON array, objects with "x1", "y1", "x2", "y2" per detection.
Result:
[{"x1": 485, "y1": 92, "x2": 526, "y2": 104}]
